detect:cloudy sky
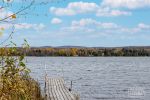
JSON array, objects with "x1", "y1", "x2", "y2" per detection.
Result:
[{"x1": 0, "y1": 0, "x2": 150, "y2": 47}]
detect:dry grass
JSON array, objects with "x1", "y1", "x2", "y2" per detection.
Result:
[{"x1": 0, "y1": 76, "x2": 43, "y2": 100}]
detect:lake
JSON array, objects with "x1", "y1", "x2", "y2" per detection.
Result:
[{"x1": 26, "y1": 57, "x2": 150, "y2": 100}]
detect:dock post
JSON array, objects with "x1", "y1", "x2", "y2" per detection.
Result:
[
  {"x1": 69, "y1": 81, "x2": 73, "y2": 91},
  {"x1": 44, "y1": 74, "x2": 47, "y2": 100},
  {"x1": 71, "y1": 80, "x2": 73, "y2": 91}
]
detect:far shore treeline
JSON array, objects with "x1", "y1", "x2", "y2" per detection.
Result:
[{"x1": 1, "y1": 46, "x2": 150, "y2": 56}]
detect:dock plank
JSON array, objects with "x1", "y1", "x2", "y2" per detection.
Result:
[
  {"x1": 57, "y1": 79, "x2": 69, "y2": 100},
  {"x1": 51, "y1": 78, "x2": 59, "y2": 100},
  {"x1": 54, "y1": 78, "x2": 64, "y2": 100}
]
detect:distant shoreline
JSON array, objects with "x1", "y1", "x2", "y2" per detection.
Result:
[
  {"x1": 26, "y1": 56, "x2": 150, "y2": 58},
  {"x1": 1, "y1": 46, "x2": 150, "y2": 56}
]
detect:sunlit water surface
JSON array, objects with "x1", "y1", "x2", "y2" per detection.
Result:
[{"x1": 26, "y1": 57, "x2": 150, "y2": 100}]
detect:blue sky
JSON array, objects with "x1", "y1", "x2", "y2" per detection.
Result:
[{"x1": 1, "y1": 0, "x2": 150, "y2": 47}]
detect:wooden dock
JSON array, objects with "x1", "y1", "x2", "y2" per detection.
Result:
[{"x1": 45, "y1": 77, "x2": 79, "y2": 100}]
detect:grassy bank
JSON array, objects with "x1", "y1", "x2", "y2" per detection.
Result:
[{"x1": 0, "y1": 77, "x2": 43, "y2": 100}]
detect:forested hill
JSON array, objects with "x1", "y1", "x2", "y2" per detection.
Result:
[{"x1": 1, "y1": 46, "x2": 150, "y2": 56}]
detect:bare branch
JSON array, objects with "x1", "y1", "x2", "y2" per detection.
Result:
[
  {"x1": 0, "y1": 0, "x2": 35, "y2": 22},
  {"x1": 0, "y1": 25, "x2": 15, "y2": 46}
]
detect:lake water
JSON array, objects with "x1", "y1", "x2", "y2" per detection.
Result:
[{"x1": 26, "y1": 57, "x2": 150, "y2": 100}]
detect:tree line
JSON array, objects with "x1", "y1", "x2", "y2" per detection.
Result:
[{"x1": 1, "y1": 47, "x2": 150, "y2": 56}]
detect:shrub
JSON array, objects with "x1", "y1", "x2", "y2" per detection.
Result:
[{"x1": 0, "y1": 40, "x2": 43, "y2": 100}]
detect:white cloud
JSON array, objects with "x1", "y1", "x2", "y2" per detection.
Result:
[
  {"x1": 61, "y1": 18, "x2": 150, "y2": 39},
  {"x1": 15, "y1": 23, "x2": 45, "y2": 30},
  {"x1": 72, "y1": 18, "x2": 96, "y2": 26},
  {"x1": 100, "y1": 23, "x2": 119, "y2": 29},
  {"x1": 0, "y1": 23, "x2": 45, "y2": 30},
  {"x1": 101, "y1": 0, "x2": 150, "y2": 9},
  {"x1": 3, "y1": 0, "x2": 13, "y2": 3},
  {"x1": 50, "y1": 1, "x2": 132, "y2": 17},
  {"x1": 138, "y1": 23, "x2": 150, "y2": 29},
  {"x1": 50, "y1": 1, "x2": 98, "y2": 16},
  {"x1": 51, "y1": 18, "x2": 62, "y2": 24},
  {"x1": 67, "y1": 1, "x2": 98, "y2": 13},
  {"x1": 0, "y1": 24, "x2": 11, "y2": 29},
  {"x1": 0, "y1": 7, "x2": 13, "y2": 19},
  {"x1": 61, "y1": 18, "x2": 122, "y2": 36},
  {"x1": 38, "y1": 23, "x2": 45, "y2": 30},
  {"x1": 116, "y1": 23, "x2": 150, "y2": 34},
  {"x1": 110, "y1": 9, "x2": 131, "y2": 16},
  {"x1": 96, "y1": 7, "x2": 131, "y2": 16},
  {"x1": 71, "y1": 18, "x2": 119, "y2": 29},
  {"x1": 50, "y1": 7, "x2": 75, "y2": 16}
]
